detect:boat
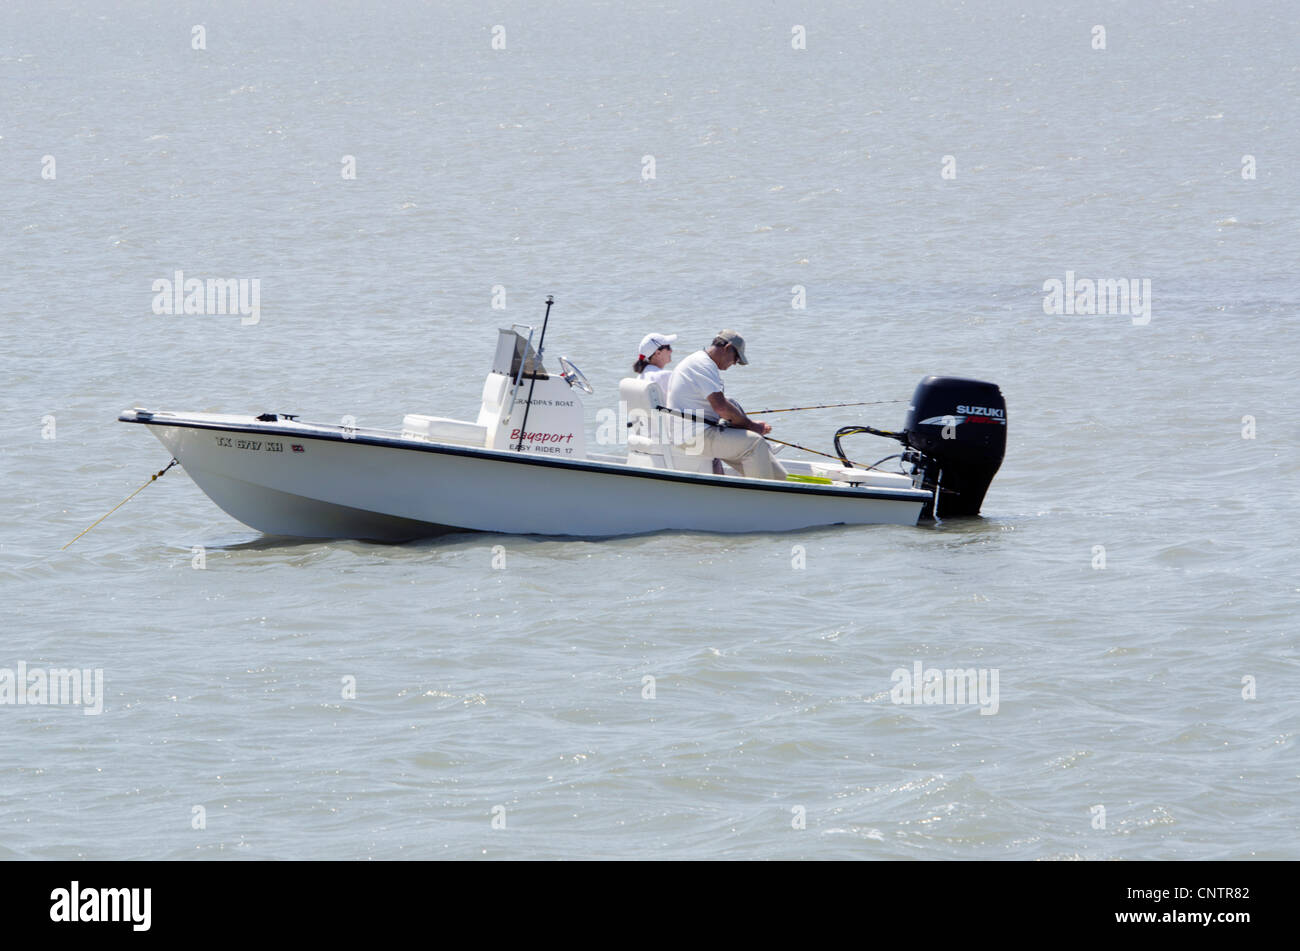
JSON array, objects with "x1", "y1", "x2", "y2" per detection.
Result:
[{"x1": 118, "y1": 301, "x2": 1006, "y2": 541}]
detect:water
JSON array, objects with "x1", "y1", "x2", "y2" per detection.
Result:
[{"x1": 1, "y1": 0, "x2": 1296, "y2": 859}]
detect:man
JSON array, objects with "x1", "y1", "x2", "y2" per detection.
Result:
[{"x1": 664, "y1": 330, "x2": 788, "y2": 481}]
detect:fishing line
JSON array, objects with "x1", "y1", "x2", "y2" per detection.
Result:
[{"x1": 748, "y1": 400, "x2": 905, "y2": 415}]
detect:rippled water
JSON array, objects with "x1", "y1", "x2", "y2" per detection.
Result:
[{"x1": 2, "y1": 0, "x2": 1297, "y2": 859}]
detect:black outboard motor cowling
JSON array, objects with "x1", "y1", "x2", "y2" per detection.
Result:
[{"x1": 902, "y1": 376, "x2": 1006, "y2": 518}]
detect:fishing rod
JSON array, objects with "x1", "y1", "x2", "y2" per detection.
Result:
[
  {"x1": 762, "y1": 435, "x2": 854, "y2": 463},
  {"x1": 649, "y1": 404, "x2": 858, "y2": 464},
  {"x1": 748, "y1": 399, "x2": 905, "y2": 415},
  {"x1": 514, "y1": 295, "x2": 553, "y2": 452}
]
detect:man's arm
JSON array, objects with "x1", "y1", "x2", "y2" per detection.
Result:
[{"x1": 706, "y1": 392, "x2": 771, "y2": 435}]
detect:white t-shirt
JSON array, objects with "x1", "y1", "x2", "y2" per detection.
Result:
[
  {"x1": 666, "y1": 350, "x2": 724, "y2": 421},
  {"x1": 638, "y1": 365, "x2": 673, "y2": 393}
]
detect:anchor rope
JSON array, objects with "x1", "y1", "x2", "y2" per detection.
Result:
[{"x1": 61, "y1": 458, "x2": 179, "y2": 550}]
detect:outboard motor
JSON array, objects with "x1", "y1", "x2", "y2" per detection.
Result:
[{"x1": 902, "y1": 376, "x2": 1006, "y2": 519}]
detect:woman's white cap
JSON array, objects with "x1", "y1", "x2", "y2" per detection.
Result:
[{"x1": 638, "y1": 333, "x2": 678, "y2": 359}]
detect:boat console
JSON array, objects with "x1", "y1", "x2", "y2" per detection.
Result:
[{"x1": 401, "y1": 328, "x2": 588, "y2": 459}]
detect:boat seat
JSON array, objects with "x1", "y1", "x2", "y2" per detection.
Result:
[
  {"x1": 401, "y1": 414, "x2": 488, "y2": 447},
  {"x1": 809, "y1": 461, "x2": 915, "y2": 489},
  {"x1": 619, "y1": 378, "x2": 712, "y2": 474}
]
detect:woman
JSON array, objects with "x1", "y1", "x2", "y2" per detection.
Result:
[{"x1": 633, "y1": 332, "x2": 677, "y2": 389}]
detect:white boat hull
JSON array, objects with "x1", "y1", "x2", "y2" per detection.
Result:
[{"x1": 120, "y1": 411, "x2": 930, "y2": 540}]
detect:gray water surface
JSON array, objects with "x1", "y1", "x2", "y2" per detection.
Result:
[{"x1": 1, "y1": 0, "x2": 1296, "y2": 859}]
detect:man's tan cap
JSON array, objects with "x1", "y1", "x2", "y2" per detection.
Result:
[{"x1": 717, "y1": 329, "x2": 748, "y2": 365}]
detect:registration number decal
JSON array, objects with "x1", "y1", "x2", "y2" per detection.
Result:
[{"x1": 215, "y1": 436, "x2": 284, "y2": 453}]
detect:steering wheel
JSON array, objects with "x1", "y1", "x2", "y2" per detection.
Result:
[{"x1": 558, "y1": 356, "x2": 594, "y2": 394}]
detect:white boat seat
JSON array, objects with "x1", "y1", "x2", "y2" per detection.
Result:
[
  {"x1": 477, "y1": 374, "x2": 509, "y2": 426},
  {"x1": 619, "y1": 378, "x2": 712, "y2": 474},
  {"x1": 809, "y1": 461, "x2": 915, "y2": 489},
  {"x1": 402, "y1": 414, "x2": 489, "y2": 447}
]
